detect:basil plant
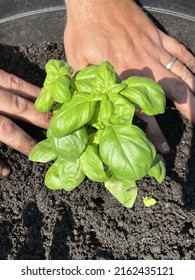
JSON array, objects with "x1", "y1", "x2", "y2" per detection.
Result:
[{"x1": 29, "y1": 60, "x2": 166, "y2": 208}]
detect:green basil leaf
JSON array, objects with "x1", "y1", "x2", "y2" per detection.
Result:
[
  {"x1": 51, "y1": 76, "x2": 72, "y2": 103},
  {"x1": 99, "y1": 125, "x2": 156, "y2": 181},
  {"x1": 107, "y1": 83, "x2": 127, "y2": 95},
  {"x1": 57, "y1": 158, "x2": 85, "y2": 191},
  {"x1": 148, "y1": 154, "x2": 166, "y2": 183},
  {"x1": 29, "y1": 139, "x2": 57, "y2": 163},
  {"x1": 105, "y1": 175, "x2": 138, "y2": 208},
  {"x1": 45, "y1": 60, "x2": 74, "y2": 77},
  {"x1": 95, "y1": 61, "x2": 117, "y2": 88},
  {"x1": 74, "y1": 65, "x2": 98, "y2": 93},
  {"x1": 98, "y1": 98, "x2": 114, "y2": 125},
  {"x1": 79, "y1": 144, "x2": 110, "y2": 182},
  {"x1": 35, "y1": 87, "x2": 53, "y2": 112},
  {"x1": 121, "y1": 76, "x2": 165, "y2": 115},
  {"x1": 44, "y1": 162, "x2": 63, "y2": 190},
  {"x1": 51, "y1": 127, "x2": 88, "y2": 162},
  {"x1": 98, "y1": 96, "x2": 135, "y2": 127},
  {"x1": 51, "y1": 94, "x2": 96, "y2": 138},
  {"x1": 87, "y1": 101, "x2": 100, "y2": 127},
  {"x1": 44, "y1": 72, "x2": 57, "y2": 86},
  {"x1": 88, "y1": 128, "x2": 104, "y2": 145},
  {"x1": 46, "y1": 127, "x2": 53, "y2": 141},
  {"x1": 51, "y1": 103, "x2": 63, "y2": 115},
  {"x1": 109, "y1": 95, "x2": 135, "y2": 126}
]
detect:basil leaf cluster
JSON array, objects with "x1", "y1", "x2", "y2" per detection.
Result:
[{"x1": 29, "y1": 60, "x2": 166, "y2": 208}]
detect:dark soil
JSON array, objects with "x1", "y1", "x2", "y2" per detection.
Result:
[{"x1": 1, "y1": 21, "x2": 195, "y2": 260}]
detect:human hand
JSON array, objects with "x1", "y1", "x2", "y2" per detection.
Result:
[
  {"x1": 64, "y1": 0, "x2": 195, "y2": 154},
  {"x1": 0, "y1": 70, "x2": 52, "y2": 176}
]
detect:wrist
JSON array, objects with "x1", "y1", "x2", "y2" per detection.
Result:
[
  {"x1": 64, "y1": 0, "x2": 138, "y2": 24},
  {"x1": 65, "y1": 0, "x2": 118, "y2": 9}
]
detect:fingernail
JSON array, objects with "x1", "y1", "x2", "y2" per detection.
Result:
[
  {"x1": 0, "y1": 166, "x2": 11, "y2": 177},
  {"x1": 0, "y1": 160, "x2": 11, "y2": 177},
  {"x1": 2, "y1": 167, "x2": 11, "y2": 176},
  {"x1": 160, "y1": 141, "x2": 170, "y2": 154}
]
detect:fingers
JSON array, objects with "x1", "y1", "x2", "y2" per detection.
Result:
[
  {"x1": 161, "y1": 75, "x2": 195, "y2": 122},
  {"x1": 136, "y1": 112, "x2": 170, "y2": 154},
  {"x1": 145, "y1": 60, "x2": 195, "y2": 123},
  {"x1": 0, "y1": 160, "x2": 10, "y2": 177},
  {"x1": 149, "y1": 31, "x2": 195, "y2": 123},
  {"x1": 0, "y1": 70, "x2": 50, "y2": 175},
  {"x1": 0, "y1": 115, "x2": 36, "y2": 155},
  {"x1": 0, "y1": 72, "x2": 50, "y2": 170},
  {"x1": 165, "y1": 59, "x2": 195, "y2": 93},
  {"x1": 0, "y1": 88, "x2": 52, "y2": 129},
  {"x1": 160, "y1": 31, "x2": 195, "y2": 73},
  {"x1": 160, "y1": 54, "x2": 195, "y2": 93},
  {"x1": 0, "y1": 70, "x2": 41, "y2": 101}
]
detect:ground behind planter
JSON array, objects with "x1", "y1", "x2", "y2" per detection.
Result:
[{"x1": 0, "y1": 14, "x2": 195, "y2": 260}]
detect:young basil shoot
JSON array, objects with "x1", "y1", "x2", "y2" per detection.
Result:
[{"x1": 29, "y1": 60, "x2": 166, "y2": 208}]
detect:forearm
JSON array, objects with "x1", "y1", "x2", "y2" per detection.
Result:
[{"x1": 65, "y1": 0, "x2": 123, "y2": 9}]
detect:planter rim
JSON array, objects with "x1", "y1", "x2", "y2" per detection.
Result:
[
  {"x1": 144, "y1": 6, "x2": 195, "y2": 22},
  {"x1": 0, "y1": 2, "x2": 194, "y2": 45},
  {"x1": 1, "y1": 6, "x2": 195, "y2": 24},
  {"x1": 0, "y1": 6, "x2": 65, "y2": 24}
]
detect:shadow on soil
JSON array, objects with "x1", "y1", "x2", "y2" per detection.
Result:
[
  {"x1": 134, "y1": 5, "x2": 195, "y2": 210},
  {"x1": 15, "y1": 202, "x2": 45, "y2": 259},
  {"x1": 49, "y1": 203, "x2": 74, "y2": 260},
  {"x1": 0, "y1": 221, "x2": 13, "y2": 259},
  {"x1": 185, "y1": 126, "x2": 195, "y2": 209},
  {"x1": 13, "y1": 202, "x2": 74, "y2": 259}
]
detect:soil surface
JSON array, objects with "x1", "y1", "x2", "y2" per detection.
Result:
[{"x1": 0, "y1": 19, "x2": 195, "y2": 260}]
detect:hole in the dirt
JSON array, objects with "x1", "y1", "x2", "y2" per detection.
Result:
[
  {"x1": 178, "y1": 245, "x2": 185, "y2": 258},
  {"x1": 180, "y1": 221, "x2": 193, "y2": 235},
  {"x1": 92, "y1": 197, "x2": 104, "y2": 207}
]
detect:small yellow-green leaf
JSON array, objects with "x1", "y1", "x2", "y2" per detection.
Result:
[{"x1": 143, "y1": 196, "x2": 157, "y2": 207}]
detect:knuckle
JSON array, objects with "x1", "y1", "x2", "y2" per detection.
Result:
[
  {"x1": 9, "y1": 73, "x2": 24, "y2": 91},
  {"x1": 13, "y1": 95, "x2": 29, "y2": 115},
  {"x1": 170, "y1": 80, "x2": 188, "y2": 101},
  {"x1": 0, "y1": 70, "x2": 10, "y2": 87},
  {"x1": 139, "y1": 48, "x2": 151, "y2": 60},
  {"x1": 178, "y1": 43, "x2": 187, "y2": 56},
  {"x1": 44, "y1": 111, "x2": 53, "y2": 125},
  {"x1": 0, "y1": 69, "x2": 7, "y2": 80},
  {"x1": 22, "y1": 138, "x2": 36, "y2": 155},
  {"x1": 180, "y1": 66, "x2": 192, "y2": 81},
  {"x1": 0, "y1": 115, "x2": 16, "y2": 137}
]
